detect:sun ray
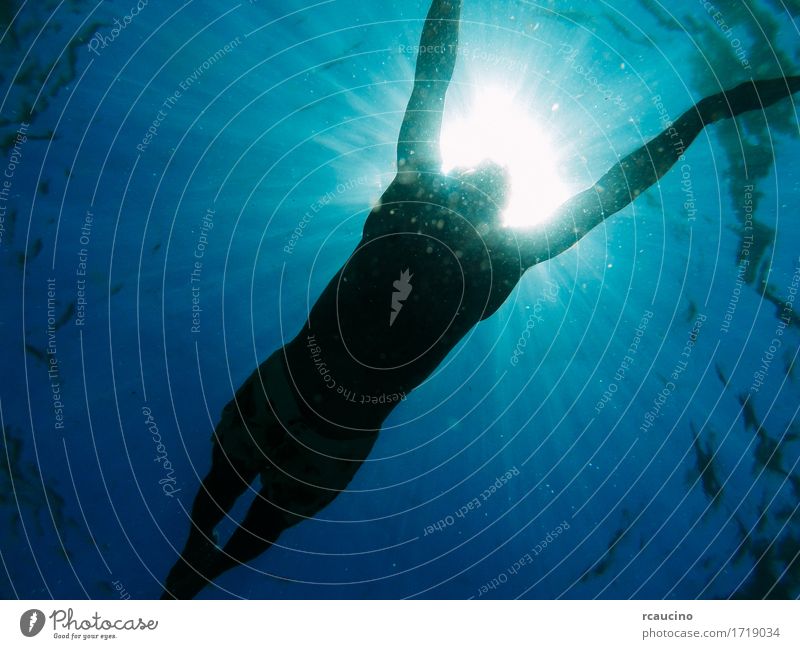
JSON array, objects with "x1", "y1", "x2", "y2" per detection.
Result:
[{"x1": 440, "y1": 85, "x2": 569, "y2": 228}]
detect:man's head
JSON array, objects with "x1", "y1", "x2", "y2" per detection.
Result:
[{"x1": 449, "y1": 160, "x2": 511, "y2": 231}]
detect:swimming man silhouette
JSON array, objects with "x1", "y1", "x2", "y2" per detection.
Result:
[{"x1": 163, "y1": 0, "x2": 800, "y2": 598}]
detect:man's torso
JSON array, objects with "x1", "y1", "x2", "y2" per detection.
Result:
[{"x1": 283, "y1": 173, "x2": 525, "y2": 435}]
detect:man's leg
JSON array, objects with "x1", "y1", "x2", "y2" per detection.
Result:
[
  {"x1": 161, "y1": 487, "x2": 289, "y2": 600},
  {"x1": 161, "y1": 441, "x2": 259, "y2": 599},
  {"x1": 185, "y1": 441, "x2": 259, "y2": 555},
  {"x1": 206, "y1": 429, "x2": 378, "y2": 585},
  {"x1": 189, "y1": 488, "x2": 291, "y2": 592},
  {"x1": 171, "y1": 425, "x2": 378, "y2": 598}
]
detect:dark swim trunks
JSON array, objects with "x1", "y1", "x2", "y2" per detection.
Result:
[{"x1": 212, "y1": 350, "x2": 378, "y2": 527}]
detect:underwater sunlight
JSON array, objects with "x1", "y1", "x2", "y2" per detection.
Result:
[{"x1": 439, "y1": 85, "x2": 570, "y2": 227}]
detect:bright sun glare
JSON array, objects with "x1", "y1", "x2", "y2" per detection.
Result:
[{"x1": 439, "y1": 87, "x2": 569, "y2": 228}]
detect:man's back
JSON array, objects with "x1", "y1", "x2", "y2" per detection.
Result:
[{"x1": 283, "y1": 172, "x2": 523, "y2": 435}]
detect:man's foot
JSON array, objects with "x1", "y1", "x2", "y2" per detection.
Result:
[{"x1": 161, "y1": 532, "x2": 226, "y2": 599}]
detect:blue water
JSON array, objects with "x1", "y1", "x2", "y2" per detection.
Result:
[{"x1": 1, "y1": 0, "x2": 799, "y2": 599}]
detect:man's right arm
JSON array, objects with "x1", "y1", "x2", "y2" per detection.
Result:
[
  {"x1": 396, "y1": 0, "x2": 462, "y2": 175},
  {"x1": 515, "y1": 76, "x2": 800, "y2": 270}
]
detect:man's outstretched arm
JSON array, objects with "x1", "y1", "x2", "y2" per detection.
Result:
[
  {"x1": 397, "y1": 0, "x2": 462, "y2": 174},
  {"x1": 519, "y1": 76, "x2": 800, "y2": 268}
]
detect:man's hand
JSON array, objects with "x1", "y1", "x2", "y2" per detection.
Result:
[{"x1": 699, "y1": 76, "x2": 800, "y2": 123}]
